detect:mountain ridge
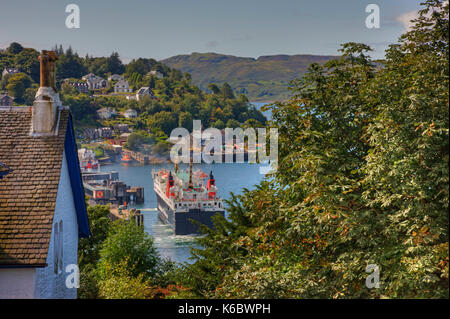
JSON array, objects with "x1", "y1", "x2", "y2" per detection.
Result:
[{"x1": 161, "y1": 52, "x2": 337, "y2": 101}]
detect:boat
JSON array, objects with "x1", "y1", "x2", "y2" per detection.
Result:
[
  {"x1": 78, "y1": 148, "x2": 99, "y2": 170},
  {"x1": 121, "y1": 154, "x2": 132, "y2": 163},
  {"x1": 152, "y1": 161, "x2": 225, "y2": 235}
]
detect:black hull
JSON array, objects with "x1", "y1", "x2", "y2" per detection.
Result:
[{"x1": 156, "y1": 193, "x2": 224, "y2": 235}]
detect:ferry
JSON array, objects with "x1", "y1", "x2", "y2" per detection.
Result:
[{"x1": 152, "y1": 161, "x2": 225, "y2": 235}]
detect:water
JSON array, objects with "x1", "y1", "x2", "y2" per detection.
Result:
[
  {"x1": 100, "y1": 162, "x2": 265, "y2": 264},
  {"x1": 251, "y1": 101, "x2": 272, "y2": 120}
]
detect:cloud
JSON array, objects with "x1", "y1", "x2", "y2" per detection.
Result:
[
  {"x1": 395, "y1": 10, "x2": 419, "y2": 31},
  {"x1": 396, "y1": 1, "x2": 448, "y2": 32},
  {"x1": 205, "y1": 40, "x2": 219, "y2": 48}
]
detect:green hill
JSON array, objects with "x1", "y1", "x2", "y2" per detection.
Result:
[{"x1": 161, "y1": 52, "x2": 336, "y2": 102}]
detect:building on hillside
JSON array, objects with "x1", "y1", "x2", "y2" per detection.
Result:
[
  {"x1": 123, "y1": 108, "x2": 138, "y2": 119},
  {"x1": 64, "y1": 81, "x2": 89, "y2": 93},
  {"x1": 81, "y1": 73, "x2": 97, "y2": 81},
  {"x1": 113, "y1": 123, "x2": 129, "y2": 134},
  {"x1": 83, "y1": 127, "x2": 113, "y2": 140},
  {"x1": 117, "y1": 132, "x2": 131, "y2": 145},
  {"x1": 146, "y1": 70, "x2": 163, "y2": 79},
  {"x1": 0, "y1": 93, "x2": 13, "y2": 106},
  {"x1": 2, "y1": 67, "x2": 20, "y2": 78},
  {"x1": 108, "y1": 74, "x2": 124, "y2": 81},
  {"x1": 0, "y1": 50, "x2": 90, "y2": 299},
  {"x1": 82, "y1": 73, "x2": 107, "y2": 90},
  {"x1": 86, "y1": 77, "x2": 107, "y2": 90},
  {"x1": 97, "y1": 107, "x2": 117, "y2": 120},
  {"x1": 114, "y1": 80, "x2": 132, "y2": 93},
  {"x1": 136, "y1": 87, "x2": 154, "y2": 101}
]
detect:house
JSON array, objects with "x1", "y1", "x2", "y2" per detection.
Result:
[
  {"x1": 136, "y1": 87, "x2": 154, "y2": 101},
  {"x1": 123, "y1": 108, "x2": 138, "y2": 118},
  {"x1": 0, "y1": 50, "x2": 90, "y2": 299},
  {"x1": 82, "y1": 73, "x2": 107, "y2": 90},
  {"x1": 108, "y1": 74, "x2": 124, "y2": 81},
  {"x1": 118, "y1": 132, "x2": 132, "y2": 145},
  {"x1": 2, "y1": 67, "x2": 20, "y2": 78},
  {"x1": 65, "y1": 81, "x2": 89, "y2": 93},
  {"x1": 97, "y1": 107, "x2": 117, "y2": 119},
  {"x1": 81, "y1": 73, "x2": 97, "y2": 81},
  {"x1": 83, "y1": 127, "x2": 113, "y2": 140},
  {"x1": 114, "y1": 80, "x2": 132, "y2": 93},
  {"x1": 0, "y1": 93, "x2": 13, "y2": 106},
  {"x1": 86, "y1": 77, "x2": 107, "y2": 90},
  {"x1": 146, "y1": 70, "x2": 163, "y2": 79},
  {"x1": 114, "y1": 123, "x2": 129, "y2": 134}
]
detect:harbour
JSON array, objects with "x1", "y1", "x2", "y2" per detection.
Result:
[{"x1": 99, "y1": 161, "x2": 265, "y2": 263}]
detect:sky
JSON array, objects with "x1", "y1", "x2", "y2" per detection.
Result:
[{"x1": 0, "y1": 0, "x2": 423, "y2": 62}]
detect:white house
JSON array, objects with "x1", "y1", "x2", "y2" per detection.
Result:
[
  {"x1": 136, "y1": 87, "x2": 154, "y2": 101},
  {"x1": 108, "y1": 74, "x2": 124, "y2": 81},
  {"x1": 82, "y1": 73, "x2": 107, "y2": 90},
  {"x1": 97, "y1": 107, "x2": 117, "y2": 119},
  {"x1": 146, "y1": 70, "x2": 163, "y2": 79},
  {"x1": 2, "y1": 67, "x2": 20, "y2": 78},
  {"x1": 0, "y1": 50, "x2": 90, "y2": 299},
  {"x1": 114, "y1": 80, "x2": 132, "y2": 93},
  {"x1": 81, "y1": 73, "x2": 97, "y2": 81},
  {"x1": 86, "y1": 77, "x2": 107, "y2": 90},
  {"x1": 123, "y1": 108, "x2": 138, "y2": 118}
]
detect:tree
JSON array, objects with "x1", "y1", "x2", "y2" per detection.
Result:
[
  {"x1": 6, "y1": 73, "x2": 32, "y2": 103},
  {"x1": 151, "y1": 111, "x2": 178, "y2": 136},
  {"x1": 208, "y1": 83, "x2": 221, "y2": 94},
  {"x1": 179, "y1": 112, "x2": 193, "y2": 131},
  {"x1": 226, "y1": 119, "x2": 241, "y2": 128},
  {"x1": 78, "y1": 205, "x2": 112, "y2": 268},
  {"x1": 361, "y1": 0, "x2": 449, "y2": 298},
  {"x1": 56, "y1": 47, "x2": 85, "y2": 80},
  {"x1": 211, "y1": 119, "x2": 225, "y2": 129},
  {"x1": 7, "y1": 42, "x2": 24, "y2": 54},
  {"x1": 98, "y1": 220, "x2": 160, "y2": 279},
  {"x1": 177, "y1": 0, "x2": 449, "y2": 299},
  {"x1": 97, "y1": 258, "x2": 151, "y2": 299},
  {"x1": 107, "y1": 52, "x2": 125, "y2": 75},
  {"x1": 221, "y1": 82, "x2": 235, "y2": 99},
  {"x1": 126, "y1": 132, "x2": 152, "y2": 151}
]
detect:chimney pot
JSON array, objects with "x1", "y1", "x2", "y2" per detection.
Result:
[{"x1": 31, "y1": 50, "x2": 61, "y2": 136}]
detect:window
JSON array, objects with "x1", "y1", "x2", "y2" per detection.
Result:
[{"x1": 53, "y1": 220, "x2": 63, "y2": 274}]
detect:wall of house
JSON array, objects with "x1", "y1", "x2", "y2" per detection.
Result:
[
  {"x1": 34, "y1": 150, "x2": 79, "y2": 299},
  {"x1": 0, "y1": 268, "x2": 36, "y2": 298}
]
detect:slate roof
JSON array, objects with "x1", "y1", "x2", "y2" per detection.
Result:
[{"x1": 0, "y1": 107, "x2": 70, "y2": 266}]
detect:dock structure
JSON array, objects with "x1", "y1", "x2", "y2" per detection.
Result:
[
  {"x1": 109, "y1": 207, "x2": 144, "y2": 227},
  {"x1": 122, "y1": 149, "x2": 150, "y2": 164},
  {"x1": 82, "y1": 171, "x2": 119, "y2": 182},
  {"x1": 82, "y1": 170, "x2": 144, "y2": 205}
]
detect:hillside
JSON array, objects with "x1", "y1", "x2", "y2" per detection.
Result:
[{"x1": 161, "y1": 52, "x2": 336, "y2": 102}]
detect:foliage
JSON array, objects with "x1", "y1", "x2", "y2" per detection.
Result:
[
  {"x1": 97, "y1": 258, "x2": 151, "y2": 299},
  {"x1": 97, "y1": 219, "x2": 160, "y2": 280},
  {"x1": 78, "y1": 205, "x2": 112, "y2": 269},
  {"x1": 177, "y1": 0, "x2": 449, "y2": 299},
  {"x1": 125, "y1": 131, "x2": 155, "y2": 152},
  {"x1": 5, "y1": 72, "x2": 32, "y2": 103}
]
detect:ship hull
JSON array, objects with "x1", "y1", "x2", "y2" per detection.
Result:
[{"x1": 156, "y1": 193, "x2": 224, "y2": 235}]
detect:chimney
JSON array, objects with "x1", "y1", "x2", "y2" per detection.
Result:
[{"x1": 31, "y1": 50, "x2": 62, "y2": 136}]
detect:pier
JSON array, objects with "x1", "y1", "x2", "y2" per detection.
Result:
[{"x1": 122, "y1": 149, "x2": 150, "y2": 164}]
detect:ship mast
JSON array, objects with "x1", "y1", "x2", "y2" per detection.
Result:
[{"x1": 188, "y1": 153, "x2": 193, "y2": 189}]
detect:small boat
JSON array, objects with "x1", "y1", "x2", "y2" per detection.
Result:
[{"x1": 122, "y1": 154, "x2": 132, "y2": 163}]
